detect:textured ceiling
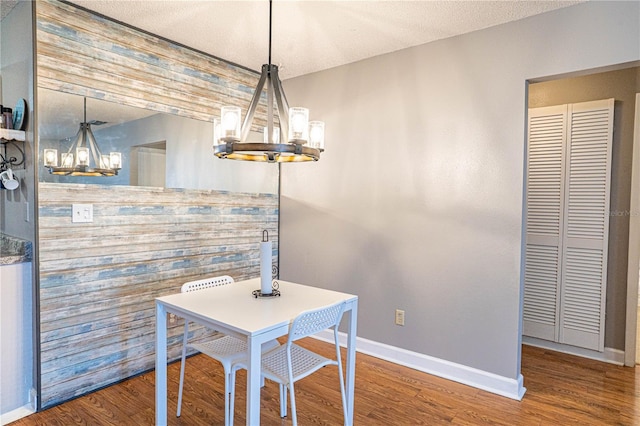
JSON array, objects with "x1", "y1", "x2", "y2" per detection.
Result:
[
  {"x1": 68, "y1": 0, "x2": 586, "y2": 79},
  {"x1": 3, "y1": 0, "x2": 586, "y2": 138},
  {"x1": 0, "y1": 0, "x2": 19, "y2": 20}
]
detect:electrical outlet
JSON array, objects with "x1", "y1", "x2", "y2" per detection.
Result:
[
  {"x1": 72, "y1": 203, "x2": 93, "y2": 223},
  {"x1": 395, "y1": 309, "x2": 405, "y2": 326}
]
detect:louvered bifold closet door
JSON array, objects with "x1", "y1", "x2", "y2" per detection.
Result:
[
  {"x1": 559, "y1": 99, "x2": 614, "y2": 351},
  {"x1": 523, "y1": 105, "x2": 567, "y2": 341}
]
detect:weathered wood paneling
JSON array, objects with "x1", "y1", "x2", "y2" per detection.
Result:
[
  {"x1": 35, "y1": 0, "x2": 279, "y2": 408},
  {"x1": 36, "y1": 0, "x2": 268, "y2": 127},
  {"x1": 38, "y1": 183, "x2": 278, "y2": 407}
]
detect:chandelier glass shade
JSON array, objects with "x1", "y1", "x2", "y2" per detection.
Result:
[
  {"x1": 43, "y1": 98, "x2": 122, "y2": 176},
  {"x1": 213, "y1": 1, "x2": 324, "y2": 163}
]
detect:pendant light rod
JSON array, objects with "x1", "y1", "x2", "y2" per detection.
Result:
[
  {"x1": 213, "y1": 0, "x2": 325, "y2": 162},
  {"x1": 268, "y1": 0, "x2": 272, "y2": 66}
]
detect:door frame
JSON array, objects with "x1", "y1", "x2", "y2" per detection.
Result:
[{"x1": 624, "y1": 92, "x2": 640, "y2": 366}]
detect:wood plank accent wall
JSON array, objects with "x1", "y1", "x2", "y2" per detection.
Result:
[
  {"x1": 38, "y1": 183, "x2": 278, "y2": 407},
  {"x1": 36, "y1": 0, "x2": 268, "y2": 127},
  {"x1": 35, "y1": 0, "x2": 280, "y2": 408}
]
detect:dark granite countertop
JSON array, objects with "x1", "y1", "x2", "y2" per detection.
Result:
[{"x1": 0, "y1": 233, "x2": 33, "y2": 265}]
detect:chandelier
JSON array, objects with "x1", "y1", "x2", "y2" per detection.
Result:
[
  {"x1": 43, "y1": 97, "x2": 122, "y2": 176},
  {"x1": 213, "y1": 0, "x2": 324, "y2": 163}
]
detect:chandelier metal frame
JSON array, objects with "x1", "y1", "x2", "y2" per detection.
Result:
[
  {"x1": 213, "y1": 0, "x2": 324, "y2": 163},
  {"x1": 43, "y1": 97, "x2": 122, "y2": 177}
]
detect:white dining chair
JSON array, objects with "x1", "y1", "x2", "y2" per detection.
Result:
[
  {"x1": 231, "y1": 301, "x2": 348, "y2": 426},
  {"x1": 176, "y1": 275, "x2": 278, "y2": 425}
]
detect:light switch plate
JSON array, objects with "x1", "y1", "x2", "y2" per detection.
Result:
[{"x1": 72, "y1": 204, "x2": 93, "y2": 223}]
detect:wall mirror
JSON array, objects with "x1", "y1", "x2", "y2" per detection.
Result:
[{"x1": 38, "y1": 88, "x2": 279, "y2": 194}]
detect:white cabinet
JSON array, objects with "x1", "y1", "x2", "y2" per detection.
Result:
[{"x1": 0, "y1": 261, "x2": 34, "y2": 420}]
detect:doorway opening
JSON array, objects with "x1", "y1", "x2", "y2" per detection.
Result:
[
  {"x1": 523, "y1": 64, "x2": 640, "y2": 365},
  {"x1": 629, "y1": 92, "x2": 640, "y2": 365},
  {"x1": 130, "y1": 141, "x2": 166, "y2": 187}
]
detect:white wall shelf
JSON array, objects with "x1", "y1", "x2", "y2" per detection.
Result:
[{"x1": 0, "y1": 129, "x2": 26, "y2": 142}]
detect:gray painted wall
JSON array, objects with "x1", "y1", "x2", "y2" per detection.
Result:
[
  {"x1": 529, "y1": 67, "x2": 640, "y2": 350},
  {"x1": 279, "y1": 1, "x2": 640, "y2": 381},
  {"x1": 1, "y1": 1, "x2": 35, "y2": 240}
]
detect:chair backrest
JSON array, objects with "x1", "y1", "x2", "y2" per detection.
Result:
[
  {"x1": 181, "y1": 275, "x2": 234, "y2": 293},
  {"x1": 288, "y1": 301, "x2": 346, "y2": 342}
]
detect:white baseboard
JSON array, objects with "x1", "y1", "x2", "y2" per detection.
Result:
[
  {"x1": 29, "y1": 388, "x2": 37, "y2": 412},
  {"x1": 1, "y1": 405, "x2": 35, "y2": 425},
  {"x1": 522, "y1": 336, "x2": 625, "y2": 365},
  {"x1": 313, "y1": 331, "x2": 526, "y2": 401}
]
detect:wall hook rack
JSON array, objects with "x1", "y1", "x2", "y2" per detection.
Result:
[
  {"x1": 1, "y1": 153, "x2": 18, "y2": 169},
  {"x1": 0, "y1": 142, "x2": 25, "y2": 171},
  {"x1": 0, "y1": 130, "x2": 26, "y2": 172}
]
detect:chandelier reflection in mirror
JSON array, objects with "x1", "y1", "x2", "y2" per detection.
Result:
[
  {"x1": 213, "y1": 0, "x2": 324, "y2": 163},
  {"x1": 43, "y1": 97, "x2": 122, "y2": 176}
]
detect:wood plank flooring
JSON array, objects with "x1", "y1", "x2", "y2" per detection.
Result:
[{"x1": 9, "y1": 340, "x2": 640, "y2": 425}]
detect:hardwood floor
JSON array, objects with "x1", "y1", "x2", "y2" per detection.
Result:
[{"x1": 9, "y1": 339, "x2": 640, "y2": 425}]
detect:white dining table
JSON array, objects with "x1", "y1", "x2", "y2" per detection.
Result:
[{"x1": 155, "y1": 278, "x2": 358, "y2": 425}]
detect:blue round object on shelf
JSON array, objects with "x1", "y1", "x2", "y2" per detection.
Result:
[{"x1": 12, "y1": 98, "x2": 26, "y2": 131}]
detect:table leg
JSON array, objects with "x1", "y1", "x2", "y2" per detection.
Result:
[
  {"x1": 155, "y1": 302, "x2": 168, "y2": 425},
  {"x1": 247, "y1": 336, "x2": 262, "y2": 425},
  {"x1": 346, "y1": 302, "x2": 358, "y2": 426}
]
